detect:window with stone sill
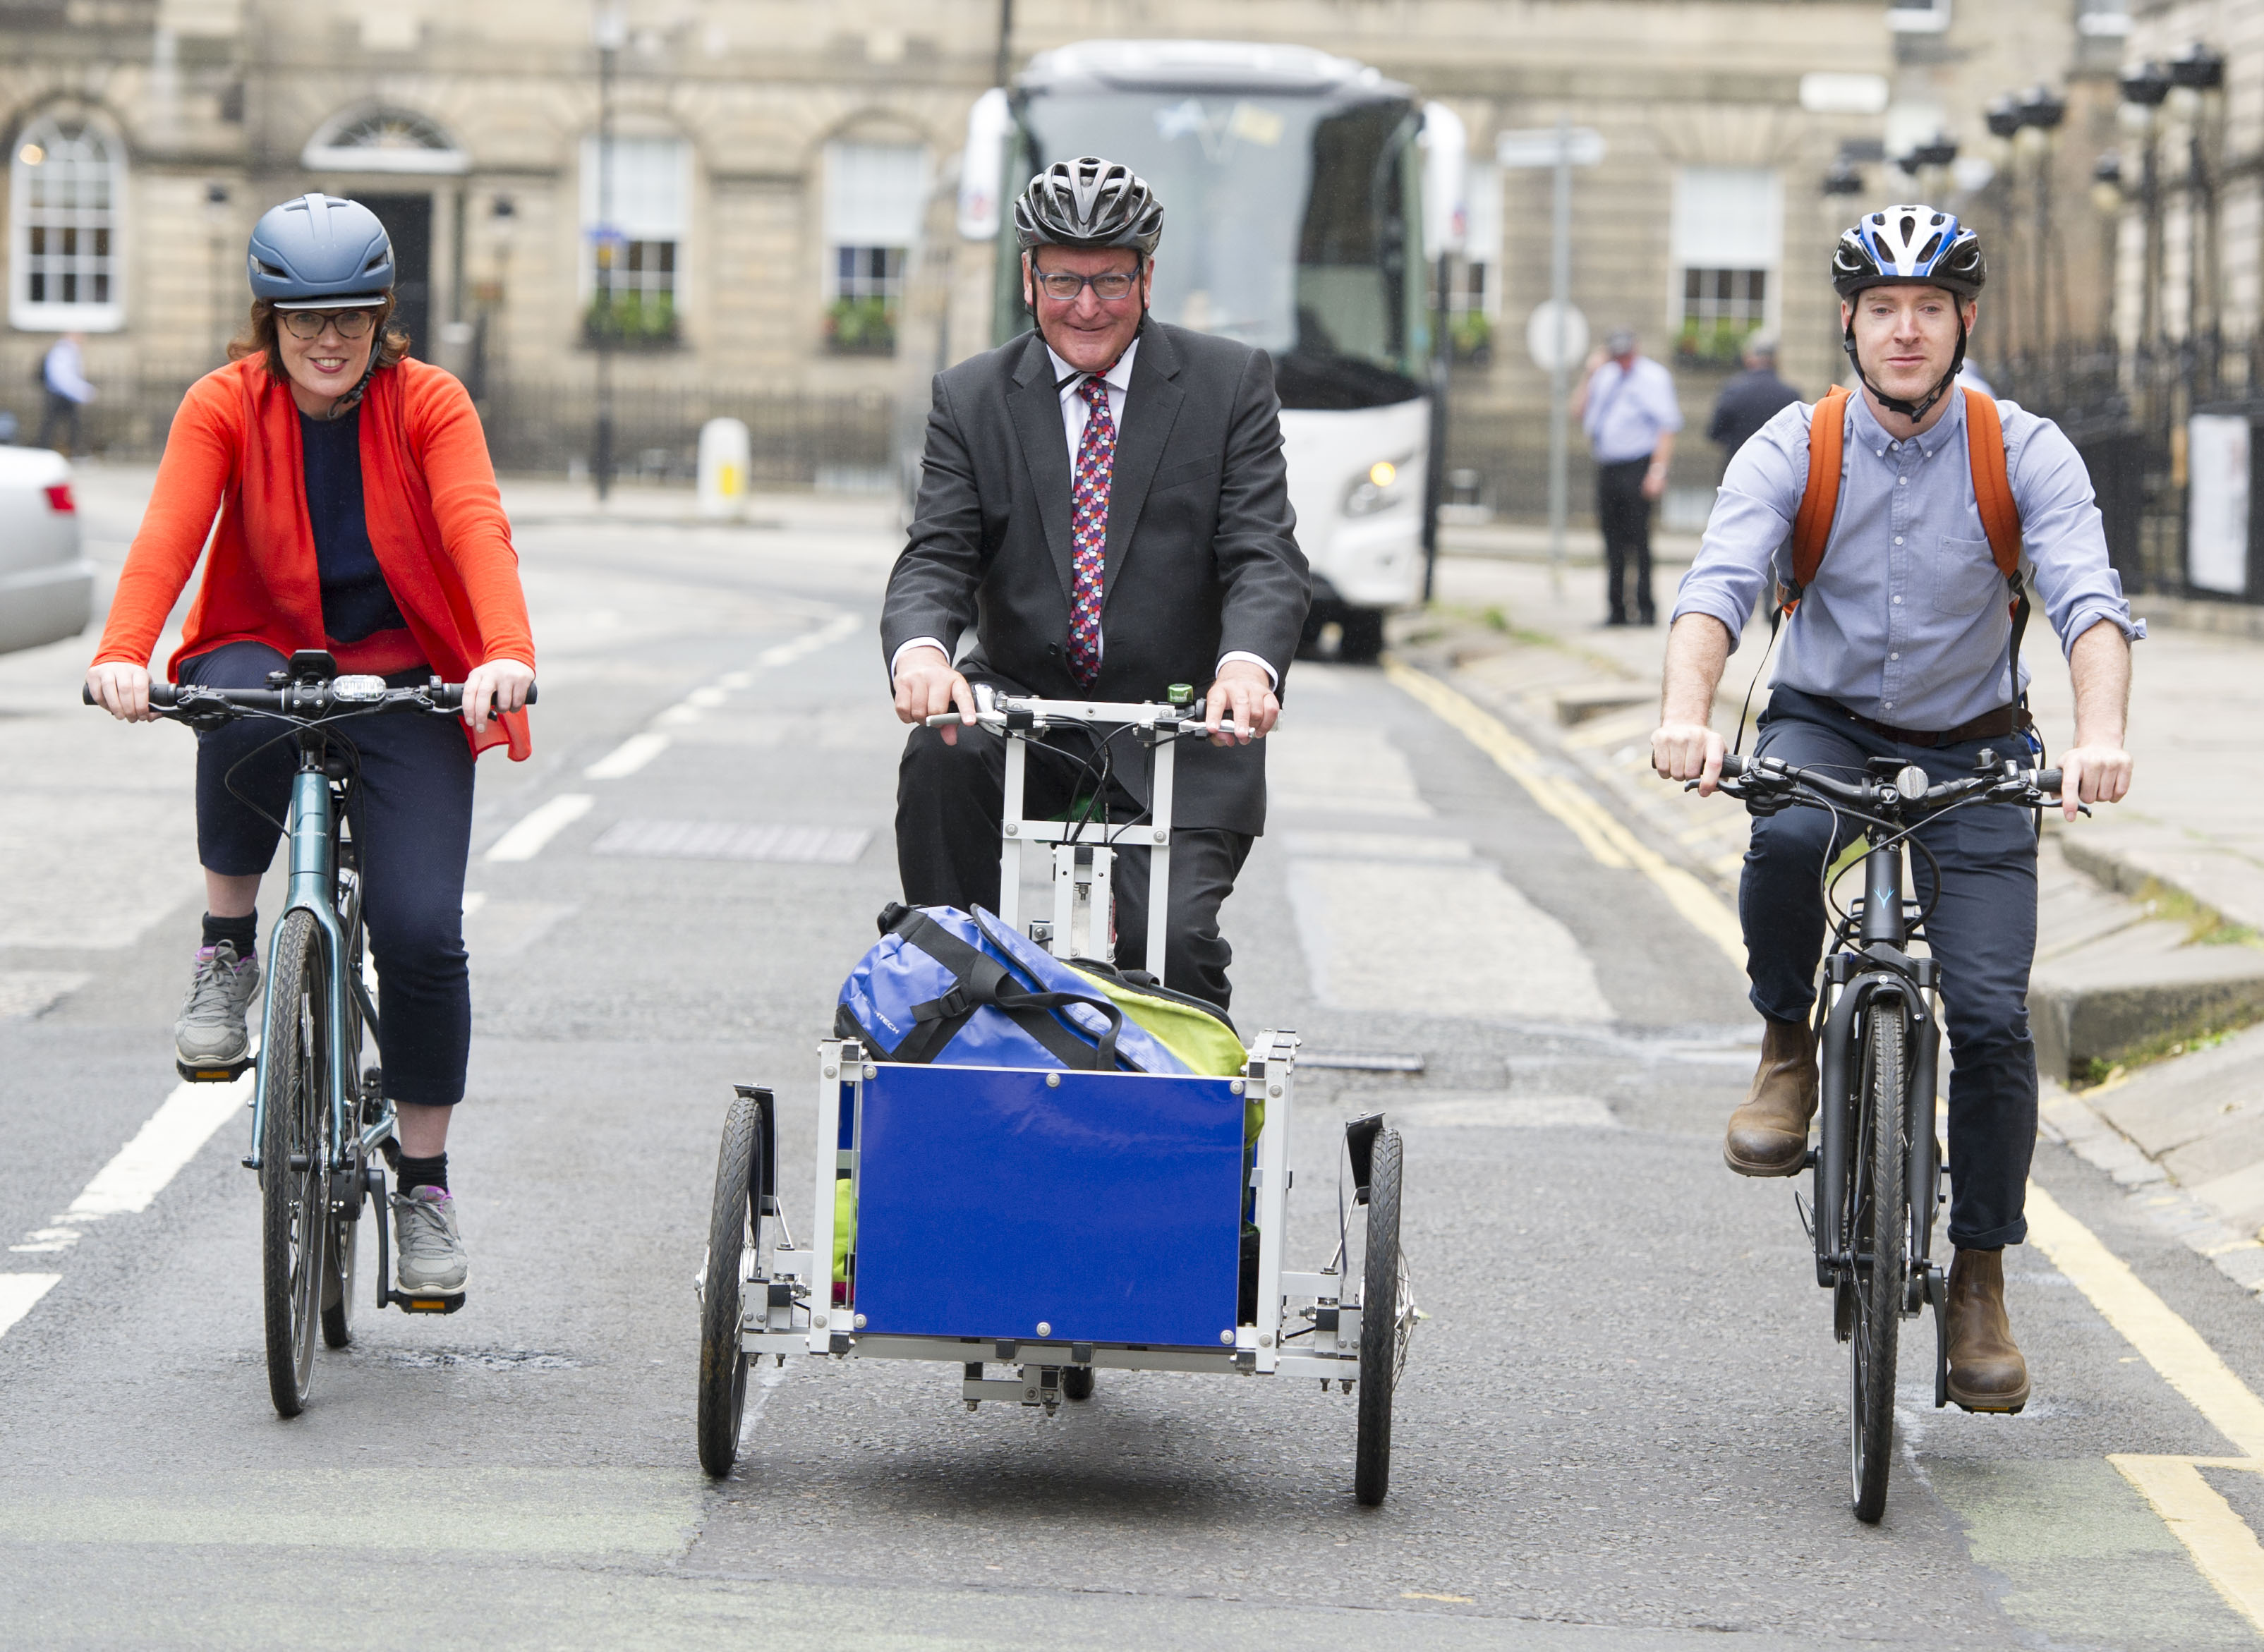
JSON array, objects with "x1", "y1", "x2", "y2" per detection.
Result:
[{"x1": 10, "y1": 114, "x2": 124, "y2": 332}]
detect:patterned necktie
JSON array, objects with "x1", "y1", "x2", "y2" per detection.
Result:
[{"x1": 1066, "y1": 374, "x2": 1116, "y2": 689}]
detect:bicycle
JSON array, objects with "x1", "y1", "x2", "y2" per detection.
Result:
[
  {"x1": 85, "y1": 648, "x2": 533, "y2": 1416},
  {"x1": 1697, "y1": 746, "x2": 2066, "y2": 1522}
]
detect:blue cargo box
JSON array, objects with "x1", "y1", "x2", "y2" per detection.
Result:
[{"x1": 850, "y1": 1064, "x2": 1245, "y2": 1350}]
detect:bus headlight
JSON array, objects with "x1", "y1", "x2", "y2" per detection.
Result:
[{"x1": 1343, "y1": 456, "x2": 1412, "y2": 516}]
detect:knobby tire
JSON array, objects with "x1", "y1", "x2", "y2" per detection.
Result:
[
  {"x1": 262, "y1": 910, "x2": 329, "y2": 1417},
  {"x1": 1850, "y1": 1008, "x2": 1908, "y2": 1523}
]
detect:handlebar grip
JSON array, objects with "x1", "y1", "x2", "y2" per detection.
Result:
[
  {"x1": 430, "y1": 683, "x2": 538, "y2": 711},
  {"x1": 83, "y1": 684, "x2": 182, "y2": 708},
  {"x1": 1717, "y1": 752, "x2": 1747, "y2": 779},
  {"x1": 2035, "y1": 767, "x2": 2062, "y2": 794}
]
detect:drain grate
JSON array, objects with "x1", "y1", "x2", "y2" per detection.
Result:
[{"x1": 591, "y1": 820, "x2": 871, "y2": 865}]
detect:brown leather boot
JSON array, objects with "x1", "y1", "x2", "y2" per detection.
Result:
[
  {"x1": 1946, "y1": 1247, "x2": 2030, "y2": 1413},
  {"x1": 1723, "y1": 1016, "x2": 1818, "y2": 1176}
]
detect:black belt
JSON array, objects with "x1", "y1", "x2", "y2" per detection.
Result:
[{"x1": 1820, "y1": 696, "x2": 2032, "y2": 750}]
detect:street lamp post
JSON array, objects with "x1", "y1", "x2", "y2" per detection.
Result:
[
  {"x1": 204, "y1": 183, "x2": 231, "y2": 365},
  {"x1": 592, "y1": 5, "x2": 626, "y2": 503},
  {"x1": 2120, "y1": 60, "x2": 2172, "y2": 364},
  {"x1": 2017, "y1": 84, "x2": 2066, "y2": 384},
  {"x1": 2169, "y1": 42, "x2": 2227, "y2": 399}
]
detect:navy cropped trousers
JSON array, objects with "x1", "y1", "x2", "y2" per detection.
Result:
[
  {"x1": 183, "y1": 642, "x2": 476, "y2": 1110},
  {"x1": 1741, "y1": 686, "x2": 2039, "y2": 1250}
]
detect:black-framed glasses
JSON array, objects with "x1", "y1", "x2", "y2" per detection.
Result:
[
  {"x1": 280, "y1": 309, "x2": 378, "y2": 340},
  {"x1": 1034, "y1": 270, "x2": 1139, "y2": 302}
]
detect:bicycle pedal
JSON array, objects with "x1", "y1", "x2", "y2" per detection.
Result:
[
  {"x1": 177, "y1": 1054, "x2": 255, "y2": 1084},
  {"x1": 389, "y1": 1289, "x2": 465, "y2": 1315}
]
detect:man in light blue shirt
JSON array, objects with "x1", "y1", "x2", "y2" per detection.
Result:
[
  {"x1": 1572, "y1": 329, "x2": 1681, "y2": 624},
  {"x1": 1652, "y1": 208, "x2": 2137, "y2": 1413}
]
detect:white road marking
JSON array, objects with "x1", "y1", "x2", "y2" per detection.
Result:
[
  {"x1": 755, "y1": 611, "x2": 857, "y2": 669},
  {"x1": 583, "y1": 731, "x2": 672, "y2": 779},
  {"x1": 65, "y1": 1076, "x2": 253, "y2": 1220},
  {"x1": 0, "y1": 1275, "x2": 59, "y2": 1340},
  {"x1": 484, "y1": 794, "x2": 594, "y2": 863}
]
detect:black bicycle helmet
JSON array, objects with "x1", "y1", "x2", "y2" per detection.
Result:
[
  {"x1": 246, "y1": 193, "x2": 395, "y2": 309},
  {"x1": 1832, "y1": 204, "x2": 1986, "y2": 420},
  {"x1": 1012, "y1": 157, "x2": 1164, "y2": 255}
]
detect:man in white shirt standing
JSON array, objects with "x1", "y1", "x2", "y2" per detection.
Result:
[
  {"x1": 881, "y1": 157, "x2": 1309, "y2": 1009},
  {"x1": 37, "y1": 331, "x2": 95, "y2": 457},
  {"x1": 1571, "y1": 328, "x2": 1682, "y2": 626}
]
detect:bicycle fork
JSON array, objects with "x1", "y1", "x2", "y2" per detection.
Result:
[{"x1": 1810, "y1": 840, "x2": 1952, "y2": 1407}]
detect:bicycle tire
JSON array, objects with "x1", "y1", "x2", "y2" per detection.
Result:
[
  {"x1": 262, "y1": 910, "x2": 329, "y2": 1417},
  {"x1": 696, "y1": 1092, "x2": 763, "y2": 1477},
  {"x1": 1849, "y1": 1007, "x2": 1908, "y2": 1523},
  {"x1": 1355, "y1": 1126, "x2": 1404, "y2": 1507}
]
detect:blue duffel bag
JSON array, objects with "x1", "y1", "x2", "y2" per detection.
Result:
[{"x1": 835, "y1": 902, "x2": 1197, "y2": 1074}]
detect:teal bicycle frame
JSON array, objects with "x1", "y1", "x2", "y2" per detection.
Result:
[{"x1": 243, "y1": 751, "x2": 390, "y2": 1177}]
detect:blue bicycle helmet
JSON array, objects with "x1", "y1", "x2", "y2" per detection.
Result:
[{"x1": 246, "y1": 193, "x2": 394, "y2": 309}]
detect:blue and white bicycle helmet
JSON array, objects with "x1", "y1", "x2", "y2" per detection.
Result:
[
  {"x1": 246, "y1": 193, "x2": 395, "y2": 310},
  {"x1": 1831, "y1": 205, "x2": 1987, "y2": 419}
]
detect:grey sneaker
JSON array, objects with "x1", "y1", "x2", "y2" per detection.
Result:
[
  {"x1": 175, "y1": 941, "x2": 261, "y2": 1065},
  {"x1": 392, "y1": 1186, "x2": 468, "y2": 1296}
]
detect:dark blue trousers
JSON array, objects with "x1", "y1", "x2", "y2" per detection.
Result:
[
  {"x1": 182, "y1": 642, "x2": 475, "y2": 1110},
  {"x1": 1741, "y1": 686, "x2": 2038, "y2": 1249}
]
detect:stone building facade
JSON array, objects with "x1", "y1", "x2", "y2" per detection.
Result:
[{"x1": 0, "y1": 0, "x2": 2136, "y2": 504}]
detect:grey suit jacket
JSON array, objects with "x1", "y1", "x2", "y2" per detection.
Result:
[{"x1": 882, "y1": 320, "x2": 1309, "y2": 835}]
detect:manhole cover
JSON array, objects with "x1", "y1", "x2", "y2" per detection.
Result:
[{"x1": 592, "y1": 820, "x2": 871, "y2": 864}]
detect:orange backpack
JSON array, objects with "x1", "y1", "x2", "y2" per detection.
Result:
[{"x1": 1784, "y1": 384, "x2": 2023, "y2": 614}]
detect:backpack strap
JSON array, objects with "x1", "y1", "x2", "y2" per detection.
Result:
[
  {"x1": 1785, "y1": 385, "x2": 1851, "y2": 612},
  {"x1": 1962, "y1": 388, "x2": 2023, "y2": 578},
  {"x1": 888, "y1": 908, "x2": 1130, "y2": 1071}
]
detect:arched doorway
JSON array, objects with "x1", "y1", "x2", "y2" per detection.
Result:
[{"x1": 301, "y1": 108, "x2": 471, "y2": 359}]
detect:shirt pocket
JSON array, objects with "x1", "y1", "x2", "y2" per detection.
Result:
[{"x1": 1927, "y1": 535, "x2": 2002, "y2": 617}]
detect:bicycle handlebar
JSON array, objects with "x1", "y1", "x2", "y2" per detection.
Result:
[
  {"x1": 1712, "y1": 751, "x2": 2064, "y2": 811},
  {"x1": 83, "y1": 677, "x2": 536, "y2": 716},
  {"x1": 921, "y1": 692, "x2": 1246, "y2": 740}
]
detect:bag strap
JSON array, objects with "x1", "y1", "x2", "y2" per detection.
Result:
[
  {"x1": 890, "y1": 909, "x2": 1130, "y2": 1071},
  {"x1": 1785, "y1": 385, "x2": 1851, "y2": 609},
  {"x1": 1962, "y1": 387, "x2": 2023, "y2": 579}
]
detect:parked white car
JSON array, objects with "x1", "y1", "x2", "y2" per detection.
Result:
[{"x1": 0, "y1": 446, "x2": 95, "y2": 655}]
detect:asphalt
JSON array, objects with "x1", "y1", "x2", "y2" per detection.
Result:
[{"x1": 0, "y1": 481, "x2": 2259, "y2": 1647}]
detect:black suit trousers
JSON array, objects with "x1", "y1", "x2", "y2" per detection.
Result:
[
  {"x1": 1596, "y1": 457, "x2": 1657, "y2": 624},
  {"x1": 896, "y1": 722, "x2": 1252, "y2": 1011}
]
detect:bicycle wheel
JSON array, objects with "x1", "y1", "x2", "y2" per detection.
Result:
[
  {"x1": 1355, "y1": 1126, "x2": 1405, "y2": 1507},
  {"x1": 1848, "y1": 1005, "x2": 1908, "y2": 1523},
  {"x1": 262, "y1": 910, "x2": 331, "y2": 1417},
  {"x1": 697, "y1": 1091, "x2": 764, "y2": 1477}
]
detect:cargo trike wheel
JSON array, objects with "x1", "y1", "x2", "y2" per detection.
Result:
[
  {"x1": 697, "y1": 1091, "x2": 766, "y2": 1478},
  {"x1": 1355, "y1": 1126, "x2": 1405, "y2": 1507}
]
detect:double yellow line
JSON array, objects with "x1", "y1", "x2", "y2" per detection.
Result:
[{"x1": 1387, "y1": 655, "x2": 2264, "y2": 1632}]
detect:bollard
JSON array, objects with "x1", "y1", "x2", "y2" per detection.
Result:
[{"x1": 697, "y1": 417, "x2": 751, "y2": 519}]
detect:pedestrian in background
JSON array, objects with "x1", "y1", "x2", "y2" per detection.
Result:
[
  {"x1": 1570, "y1": 328, "x2": 1681, "y2": 626},
  {"x1": 1707, "y1": 335, "x2": 1800, "y2": 468},
  {"x1": 37, "y1": 332, "x2": 94, "y2": 457}
]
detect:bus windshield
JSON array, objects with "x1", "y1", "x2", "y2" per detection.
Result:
[{"x1": 1016, "y1": 88, "x2": 1425, "y2": 410}]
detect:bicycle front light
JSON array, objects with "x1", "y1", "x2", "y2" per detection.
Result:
[
  {"x1": 332, "y1": 676, "x2": 388, "y2": 702},
  {"x1": 1343, "y1": 456, "x2": 1413, "y2": 518}
]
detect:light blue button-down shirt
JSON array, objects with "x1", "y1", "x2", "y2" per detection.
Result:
[
  {"x1": 1583, "y1": 356, "x2": 1683, "y2": 464},
  {"x1": 1671, "y1": 389, "x2": 2143, "y2": 731}
]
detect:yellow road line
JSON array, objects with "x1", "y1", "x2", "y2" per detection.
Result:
[
  {"x1": 1382, "y1": 658, "x2": 1745, "y2": 967},
  {"x1": 2113, "y1": 1455, "x2": 2264, "y2": 1633},
  {"x1": 2028, "y1": 1183, "x2": 2264, "y2": 1457}
]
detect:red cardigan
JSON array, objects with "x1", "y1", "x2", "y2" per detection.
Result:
[{"x1": 94, "y1": 356, "x2": 535, "y2": 760}]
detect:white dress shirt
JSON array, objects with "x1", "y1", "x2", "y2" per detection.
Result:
[{"x1": 892, "y1": 335, "x2": 1278, "y2": 689}]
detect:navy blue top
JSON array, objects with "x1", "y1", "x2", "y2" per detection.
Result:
[{"x1": 298, "y1": 408, "x2": 408, "y2": 643}]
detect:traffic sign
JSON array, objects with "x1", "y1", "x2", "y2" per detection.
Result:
[
  {"x1": 1525, "y1": 299, "x2": 1590, "y2": 374},
  {"x1": 1496, "y1": 126, "x2": 1604, "y2": 169}
]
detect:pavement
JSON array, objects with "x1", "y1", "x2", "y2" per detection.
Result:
[
  {"x1": 8, "y1": 473, "x2": 2264, "y2": 1645},
  {"x1": 1421, "y1": 540, "x2": 2264, "y2": 1299}
]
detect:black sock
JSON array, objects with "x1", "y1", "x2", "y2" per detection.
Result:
[
  {"x1": 395, "y1": 1153, "x2": 448, "y2": 1198},
  {"x1": 202, "y1": 911, "x2": 258, "y2": 955}
]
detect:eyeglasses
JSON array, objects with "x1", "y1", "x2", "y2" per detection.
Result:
[
  {"x1": 1034, "y1": 269, "x2": 1139, "y2": 303},
  {"x1": 280, "y1": 310, "x2": 379, "y2": 340}
]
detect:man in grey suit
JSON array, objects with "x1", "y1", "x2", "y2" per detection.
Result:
[{"x1": 883, "y1": 157, "x2": 1310, "y2": 1009}]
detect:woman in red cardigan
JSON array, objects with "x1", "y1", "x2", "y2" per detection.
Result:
[{"x1": 86, "y1": 194, "x2": 534, "y2": 1302}]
